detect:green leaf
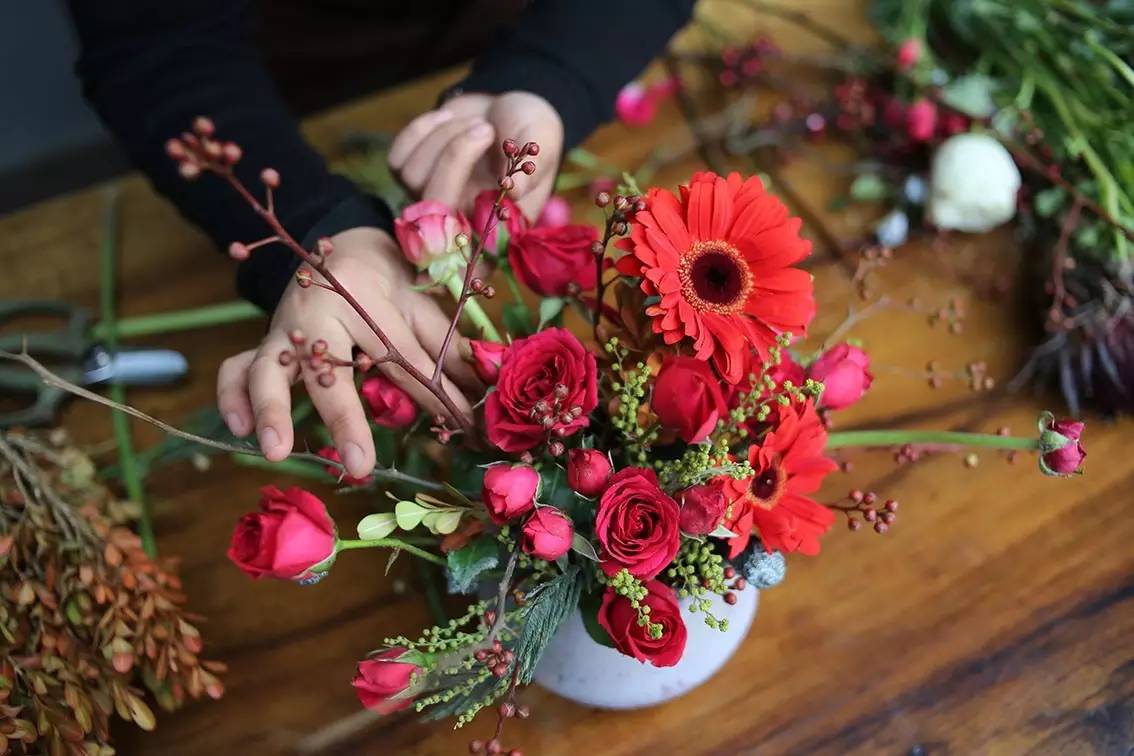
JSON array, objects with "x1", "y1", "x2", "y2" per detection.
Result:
[
  {"x1": 514, "y1": 566, "x2": 583, "y2": 682},
  {"x1": 423, "y1": 509, "x2": 462, "y2": 535},
  {"x1": 708, "y1": 524, "x2": 739, "y2": 539},
  {"x1": 446, "y1": 537, "x2": 500, "y2": 594},
  {"x1": 939, "y1": 74, "x2": 997, "y2": 118},
  {"x1": 578, "y1": 589, "x2": 616, "y2": 649},
  {"x1": 570, "y1": 533, "x2": 599, "y2": 561},
  {"x1": 849, "y1": 174, "x2": 888, "y2": 202},
  {"x1": 395, "y1": 500, "x2": 426, "y2": 530},
  {"x1": 1034, "y1": 187, "x2": 1067, "y2": 218},
  {"x1": 372, "y1": 427, "x2": 397, "y2": 468},
  {"x1": 502, "y1": 301, "x2": 534, "y2": 337},
  {"x1": 357, "y1": 512, "x2": 398, "y2": 540},
  {"x1": 537, "y1": 297, "x2": 566, "y2": 329}
]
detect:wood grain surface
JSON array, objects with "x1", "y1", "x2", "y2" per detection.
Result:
[{"x1": 1, "y1": 2, "x2": 1130, "y2": 754}]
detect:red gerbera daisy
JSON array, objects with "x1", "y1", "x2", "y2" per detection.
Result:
[
  {"x1": 616, "y1": 171, "x2": 815, "y2": 383},
  {"x1": 718, "y1": 399, "x2": 837, "y2": 557}
]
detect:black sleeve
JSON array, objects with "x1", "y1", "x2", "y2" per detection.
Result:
[
  {"x1": 66, "y1": 0, "x2": 393, "y2": 312},
  {"x1": 455, "y1": 0, "x2": 697, "y2": 150}
]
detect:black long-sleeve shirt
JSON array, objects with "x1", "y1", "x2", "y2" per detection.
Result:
[{"x1": 66, "y1": 0, "x2": 696, "y2": 311}]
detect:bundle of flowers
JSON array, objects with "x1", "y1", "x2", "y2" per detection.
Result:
[
  {"x1": 656, "y1": 0, "x2": 1134, "y2": 415},
  {"x1": 18, "y1": 116, "x2": 1084, "y2": 753}
]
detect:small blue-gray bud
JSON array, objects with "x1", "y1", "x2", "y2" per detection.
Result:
[{"x1": 742, "y1": 549, "x2": 786, "y2": 589}]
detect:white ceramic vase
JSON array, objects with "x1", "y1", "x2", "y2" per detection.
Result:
[{"x1": 533, "y1": 589, "x2": 759, "y2": 709}]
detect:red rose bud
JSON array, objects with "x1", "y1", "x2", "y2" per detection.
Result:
[
  {"x1": 808, "y1": 343, "x2": 874, "y2": 410},
  {"x1": 597, "y1": 580, "x2": 687, "y2": 667},
  {"x1": 468, "y1": 340, "x2": 508, "y2": 384},
  {"x1": 485, "y1": 328, "x2": 598, "y2": 453},
  {"x1": 352, "y1": 648, "x2": 422, "y2": 714},
  {"x1": 896, "y1": 38, "x2": 921, "y2": 71},
  {"x1": 473, "y1": 189, "x2": 527, "y2": 255},
  {"x1": 507, "y1": 225, "x2": 599, "y2": 297},
  {"x1": 317, "y1": 446, "x2": 373, "y2": 486},
  {"x1": 651, "y1": 357, "x2": 728, "y2": 443},
  {"x1": 393, "y1": 200, "x2": 471, "y2": 269},
  {"x1": 594, "y1": 468, "x2": 681, "y2": 580},
  {"x1": 566, "y1": 448, "x2": 613, "y2": 497},
  {"x1": 1038, "y1": 413, "x2": 1087, "y2": 477},
  {"x1": 906, "y1": 99, "x2": 938, "y2": 143},
  {"x1": 521, "y1": 508, "x2": 574, "y2": 561},
  {"x1": 676, "y1": 483, "x2": 728, "y2": 535},
  {"x1": 227, "y1": 486, "x2": 336, "y2": 581},
  {"x1": 482, "y1": 463, "x2": 540, "y2": 524},
  {"x1": 360, "y1": 375, "x2": 418, "y2": 428}
]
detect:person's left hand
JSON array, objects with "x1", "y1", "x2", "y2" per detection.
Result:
[{"x1": 388, "y1": 91, "x2": 564, "y2": 220}]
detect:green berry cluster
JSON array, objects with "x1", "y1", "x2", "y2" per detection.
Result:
[
  {"x1": 667, "y1": 540, "x2": 730, "y2": 632},
  {"x1": 605, "y1": 568, "x2": 664, "y2": 639},
  {"x1": 655, "y1": 440, "x2": 754, "y2": 490},
  {"x1": 383, "y1": 600, "x2": 491, "y2": 654},
  {"x1": 454, "y1": 676, "x2": 514, "y2": 728}
]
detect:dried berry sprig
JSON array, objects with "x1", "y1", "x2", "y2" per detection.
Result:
[{"x1": 829, "y1": 488, "x2": 899, "y2": 533}]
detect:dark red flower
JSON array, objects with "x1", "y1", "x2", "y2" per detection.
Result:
[
  {"x1": 597, "y1": 580, "x2": 687, "y2": 667},
  {"x1": 481, "y1": 463, "x2": 540, "y2": 524},
  {"x1": 594, "y1": 468, "x2": 681, "y2": 579},
  {"x1": 567, "y1": 448, "x2": 613, "y2": 497},
  {"x1": 616, "y1": 171, "x2": 815, "y2": 383},
  {"x1": 676, "y1": 483, "x2": 728, "y2": 535},
  {"x1": 1039, "y1": 417, "x2": 1087, "y2": 477},
  {"x1": 521, "y1": 507, "x2": 574, "y2": 560},
  {"x1": 352, "y1": 648, "x2": 420, "y2": 714},
  {"x1": 652, "y1": 356, "x2": 728, "y2": 443},
  {"x1": 720, "y1": 400, "x2": 837, "y2": 557},
  {"x1": 360, "y1": 375, "x2": 417, "y2": 428},
  {"x1": 484, "y1": 328, "x2": 598, "y2": 453},
  {"x1": 509, "y1": 224, "x2": 599, "y2": 297}
]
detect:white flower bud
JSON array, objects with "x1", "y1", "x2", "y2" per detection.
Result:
[{"x1": 927, "y1": 133, "x2": 1021, "y2": 233}]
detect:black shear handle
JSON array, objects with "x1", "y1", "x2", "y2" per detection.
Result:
[{"x1": 0, "y1": 300, "x2": 91, "y2": 358}]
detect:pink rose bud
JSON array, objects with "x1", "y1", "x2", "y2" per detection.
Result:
[
  {"x1": 521, "y1": 507, "x2": 574, "y2": 561},
  {"x1": 472, "y1": 189, "x2": 527, "y2": 254},
  {"x1": 676, "y1": 483, "x2": 728, "y2": 535},
  {"x1": 317, "y1": 446, "x2": 373, "y2": 486},
  {"x1": 468, "y1": 340, "x2": 508, "y2": 384},
  {"x1": 808, "y1": 343, "x2": 874, "y2": 410},
  {"x1": 1039, "y1": 415, "x2": 1087, "y2": 477},
  {"x1": 567, "y1": 448, "x2": 613, "y2": 497},
  {"x1": 227, "y1": 486, "x2": 336, "y2": 581},
  {"x1": 906, "y1": 99, "x2": 938, "y2": 143},
  {"x1": 896, "y1": 38, "x2": 921, "y2": 71},
  {"x1": 615, "y1": 82, "x2": 657, "y2": 126},
  {"x1": 393, "y1": 200, "x2": 471, "y2": 269},
  {"x1": 536, "y1": 196, "x2": 571, "y2": 229},
  {"x1": 482, "y1": 463, "x2": 540, "y2": 524},
  {"x1": 360, "y1": 375, "x2": 418, "y2": 428},
  {"x1": 352, "y1": 648, "x2": 421, "y2": 714}
]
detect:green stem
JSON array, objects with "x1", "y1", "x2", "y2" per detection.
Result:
[
  {"x1": 336, "y1": 537, "x2": 447, "y2": 566},
  {"x1": 826, "y1": 429, "x2": 1038, "y2": 451},
  {"x1": 444, "y1": 275, "x2": 502, "y2": 342},
  {"x1": 98, "y1": 191, "x2": 157, "y2": 557},
  {"x1": 231, "y1": 452, "x2": 450, "y2": 493},
  {"x1": 91, "y1": 300, "x2": 262, "y2": 341}
]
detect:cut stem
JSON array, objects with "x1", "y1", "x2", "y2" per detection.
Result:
[
  {"x1": 826, "y1": 429, "x2": 1037, "y2": 451},
  {"x1": 92, "y1": 300, "x2": 262, "y2": 341},
  {"x1": 336, "y1": 537, "x2": 446, "y2": 566}
]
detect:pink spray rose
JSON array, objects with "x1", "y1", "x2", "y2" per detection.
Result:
[
  {"x1": 1039, "y1": 417, "x2": 1087, "y2": 477},
  {"x1": 352, "y1": 648, "x2": 420, "y2": 714},
  {"x1": 360, "y1": 375, "x2": 418, "y2": 428},
  {"x1": 566, "y1": 448, "x2": 613, "y2": 497},
  {"x1": 393, "y1": 200, "x2": 471, "y2": 268},
  {"x1": 467, "y1": 339, "x2": 508, "y2": 384},
  {"x1": 896, "y1": 38, "x2": 921, "y2": 71},
  {"x1": 808, "y1": 343, "x2": 874, "y2": 410},
  {"x1": 521, "y1": 507, "x2": 574, "y2": 561},
  {"x1": 906, "y1": 99, "x2": 938, "y2": 143},
  {"x1": 227, "y1": 486, "x2": 336, "y2": 581},
  {"x1": 536, "y1": 196, "x2": 571, "y2": 228},
  {"x1": 482, "y1": 463, "x2": 540, "y2": 524}
]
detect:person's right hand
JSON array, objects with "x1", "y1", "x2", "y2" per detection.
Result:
[{"x1": 216, "y1": 227, "x2": 478, "y2": 480}]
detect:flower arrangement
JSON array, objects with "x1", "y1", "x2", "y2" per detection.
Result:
[{"x1": 4, "y1": 114, "x2": 1087, "y2": 754}]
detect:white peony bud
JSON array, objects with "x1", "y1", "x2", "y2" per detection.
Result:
[{"x1": 927, "y1": 133, "x2": 1022, "y2": 233}]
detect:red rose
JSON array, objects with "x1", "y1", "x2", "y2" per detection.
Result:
[
  {"x1": 676, "y1": 483, "x2": 728, "y2": 535},
  {"x1": 227, "y1": 486, "x2": 336, "y2": 581},
  {"x1": 468, "y1": 339, "x2": 508, "y2": 384},
  {"x1": 482, "y1": 463, "x2": 540, "y2": 524},
  {"x1": 594, "y1": 468, "x2": 680, "y2": 579},
  {"x1": 521, "y1": 507, "x2": 574, "y2": 560},
  {"x1": 360, "y1": 375, "x2": 417, "y2": 428},
  {"x1": 566, "y1": 448, "x2": 613, "y2": 497},
  {"x1": 597, "y1": 580, "x2": 687, "y2": 667},
  {"x1": 352, "y1": 648, "x2": 420, "y2": 714},
  {"x1": 317, "y1": 446, "x2": 373, "y2": 486},
  {"x1": 485, "y1": 328, "x2": 598, "y2": 453},
  {"x1": 808, "y1": 343, "x2": 873, "y2": 410},
  {"x1": 473, "y1": 189, "x2": 527, "y2": 255},
  {"x1": 906, "y1": 99, "x2": 938, "y2": 143},
  {"x1": 1040, "y1": 417, "x2": 1087, "y2": 477},
  {"x1": 896, "y1": 38, "x2": 920, "y2": 71},
  {"x1": 508, "y1": 225, "x2": 599, "y2": 297},
  {"x1": 652, "y1": 357, "x2": 728, "y2": 443}
]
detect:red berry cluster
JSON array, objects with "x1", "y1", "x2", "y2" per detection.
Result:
[
  {"x1": 721, "y1": 565, "x2": 748, "y2": 605},
  {"x1": 833, "y1": 489, "x2": 898, "y2": 533},
  {"x1": 718, "y1": 37, "x2": 780, "y2": 88},
  {"x1": 498, "y1": 139, "x2": 541, "y2": 192},
  {"x1": 275, "y1": 329, "x2": 354, "y2": 388}
]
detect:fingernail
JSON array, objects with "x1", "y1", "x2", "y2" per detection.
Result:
[
  {"x1": 469, "y1": 121, "x2": 492, "y2": 139},
  {"x1": 225, "y1": 412, "x2": 244, "y2": 433},
  {"x1": 343, "y1": 442, "x2": 365, "y2": 474},
  {"x1": 259, "y1": 426, "x2": 280, "y2": 451}
]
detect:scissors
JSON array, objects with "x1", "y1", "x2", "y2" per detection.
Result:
[{"x1": 0, "y1": 300, "x2": 188, "y2": 428}]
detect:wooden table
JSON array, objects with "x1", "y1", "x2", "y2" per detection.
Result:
[{"x1": 2, "y1": 2, "x2": 1131, "y2": 753}]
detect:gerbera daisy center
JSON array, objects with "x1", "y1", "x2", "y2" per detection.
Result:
[
  {"x1": 678, "y1": 240, "x2": 753, "y2": 314},
  {"x1": 749, "y1": 458, "x2": 787, "y2": 510}
]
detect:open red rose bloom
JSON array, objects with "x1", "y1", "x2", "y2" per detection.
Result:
[{"x1": 168, "y1": 123, "x2": 1085, "y2": 747}]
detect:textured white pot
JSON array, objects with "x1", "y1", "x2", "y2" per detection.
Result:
[{"x1": 533, "y1": 589, "x2": 758, "y2": 709}]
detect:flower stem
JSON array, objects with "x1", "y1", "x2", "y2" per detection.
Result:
[
  {"x1": 444, "y1": 274, "x2": 502, "y2": 343},
  {"x1": 826, "y1": 429, "x2": 1038, "y2": 451},
  {"x1": 336, "y1": 537, "x2": 447, "y2": 566},
  {"x1": 91, "y1": 300, "x2": 262, "y2": 341}
]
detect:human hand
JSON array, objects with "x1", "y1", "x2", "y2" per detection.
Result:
[
  {"x1": 216, "y1": 227, "x2": 478, "y2": 479},
  {"x1": 388, "y1": 91, "x2": 564, "y2": 221}
]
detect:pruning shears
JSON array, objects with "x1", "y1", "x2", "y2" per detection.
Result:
[{"x1": 0, "y1": 300, "x2": 189, "y2": 428}]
